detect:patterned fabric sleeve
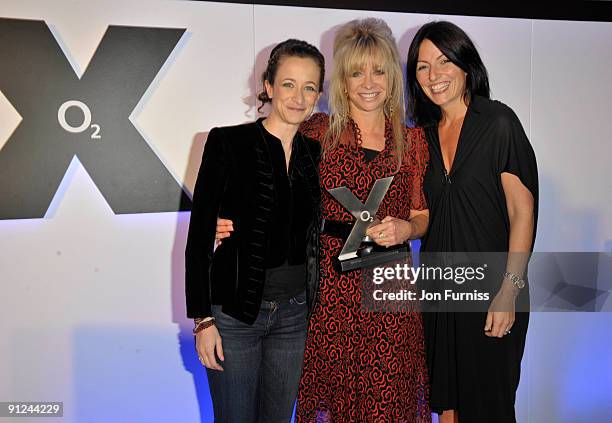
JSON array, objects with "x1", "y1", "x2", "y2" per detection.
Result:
[
  {"x1": 407, "y1": 127, "x2": 429, "y2": 211},
  {"x1": 299, "y1": 112, "x2": 329, "y2": 142}
]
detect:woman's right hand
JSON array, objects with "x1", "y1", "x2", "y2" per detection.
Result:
[
  {"x1": 215, "y1": 218, "x2": 234, "y2": 244},
  {"x1": 195, "y1": 325, "x2": 225, "y2": 371}
]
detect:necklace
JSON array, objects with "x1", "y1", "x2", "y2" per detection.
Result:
[{"x1": 347, "y1": 117, "x2": 392, "y2": 150}]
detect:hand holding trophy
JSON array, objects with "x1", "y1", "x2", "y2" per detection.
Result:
[{"x1": 326, "y1": 176, "x2": 410, "y2": 272}]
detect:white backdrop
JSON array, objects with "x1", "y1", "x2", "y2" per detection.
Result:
[{"x1": 0, "y1": 1, "x2": 611, "y2": 422}]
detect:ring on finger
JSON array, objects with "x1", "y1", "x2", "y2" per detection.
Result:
[{"x1": 378, "y1": 231, "x2": 385, "y2": 239}]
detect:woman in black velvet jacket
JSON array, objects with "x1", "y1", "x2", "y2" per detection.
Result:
[{"x1": 184, "y1": 39, "x2": 324, "y2": 423}]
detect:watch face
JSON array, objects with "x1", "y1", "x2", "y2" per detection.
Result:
[{"x1": 516, "y1": 280, "x2": 525, "y2": 289}]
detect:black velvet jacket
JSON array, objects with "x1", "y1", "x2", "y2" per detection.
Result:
[{"x1": 185, "y1": 120, "x2": 321, "y2": 324}]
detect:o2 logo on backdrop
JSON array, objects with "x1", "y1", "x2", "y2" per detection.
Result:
[
  {"x1": 0, "y1": 18, "x2": 191, "y2": 219},
  {"x1": 57, "y1": 100, "x2": 102, "y2": 140}
]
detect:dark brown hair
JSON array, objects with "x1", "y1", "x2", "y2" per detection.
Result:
[
  {"x1": 406, "y1": 21, "x2": 490, "y2": 127},
  {"x1": 257, "y1": 39, "x2": 325, "y2": 112}
]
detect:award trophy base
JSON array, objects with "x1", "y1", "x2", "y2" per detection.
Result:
[{"x1": 334, "y1": 242, "x2": 410, "y2": 272}]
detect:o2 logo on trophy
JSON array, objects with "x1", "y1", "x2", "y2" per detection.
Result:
[
  {"x1": 57, "y1": 100, "x2": 101, "y2": 139},
  {"x1": 359, "y1": 210, "x2": 374, "y2": 223}
]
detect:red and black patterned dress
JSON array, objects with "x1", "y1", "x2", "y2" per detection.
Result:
[{"x1": 295, "y1": 113, "x2": 431, "y2": 423}]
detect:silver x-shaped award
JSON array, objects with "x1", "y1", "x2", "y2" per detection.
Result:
[{"x1": 327, "y1": 176, "x2": 393, "y2": 261}]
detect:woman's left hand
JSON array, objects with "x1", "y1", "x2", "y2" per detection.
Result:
[
  {"x1": 365, "y1": 216, "x2": 413, "y2": 247},
  {"x1": 484, "y1": 282, "x2": 517, "y2": 338}
]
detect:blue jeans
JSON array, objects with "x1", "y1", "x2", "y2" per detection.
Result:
[{"x1": 207, "y1": 291, "x2": 308, "y2": 423}]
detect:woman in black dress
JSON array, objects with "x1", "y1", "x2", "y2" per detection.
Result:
[{"x1": 406, "y1": 21, "x2": 538, "y2": 423}]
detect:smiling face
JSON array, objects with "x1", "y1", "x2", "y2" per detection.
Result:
[
  {"x1": 345, "y1": 58, "x2": 388, "y2": 116},
  {"x1": 416, "y1": 38, "x2": 467, "y2": 113},
  {"x1": 264, "y1": 56, "x2": 322, "y2": 127}
]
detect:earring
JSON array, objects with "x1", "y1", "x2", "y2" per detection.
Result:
[
  {"x1": 385, "y1": 102, "x2": 394, "y2": 117},
  {"x1": 340, "y1": 104, "x2": 348, "y2": 120}
]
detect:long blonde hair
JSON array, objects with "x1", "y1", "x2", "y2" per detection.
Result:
[{"x1": 325, "y1": 18, "x2": 407, "y2": 165}]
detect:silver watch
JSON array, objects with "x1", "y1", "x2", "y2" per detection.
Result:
[{"x1": 503, "y1": 271, "x2": 525, "y2": 289}]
